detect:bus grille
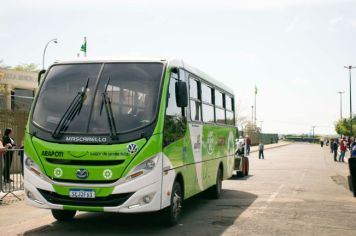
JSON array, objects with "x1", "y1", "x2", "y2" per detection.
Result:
[
  {"x1": 38, "y1": 189, "x2": 133, "y2": 207},
  {"x1": 46, "y1": 158, "x2": 125, "y2": 166}
]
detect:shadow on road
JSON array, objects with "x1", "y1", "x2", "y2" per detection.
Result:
[
  {"x1": 230, "y1": 174, "x2": 254, "y2": 181},
  {"x1": 24, "y1": 189, "x2": 257, "y2": 236}
]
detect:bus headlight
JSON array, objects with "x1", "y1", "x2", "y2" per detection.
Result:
[
  {"x1": 125, "y1": 155, "x2": 159, "y2": 182},
  {"x1": 25, "y1": 156, "x2": 43, "y2": 177}
]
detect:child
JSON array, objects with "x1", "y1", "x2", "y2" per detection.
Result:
[{"x1": 259, "y1": 141, "x2": 264, "y2": 159}]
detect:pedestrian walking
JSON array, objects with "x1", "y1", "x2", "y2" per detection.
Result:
[
  {"x1": 245, "y1": 135, "x2": 251, "y2": 155},
  {"x1": 2, "y1": 128, "x2": 15, "y2": 183},
  {"x1": 258, "y1": 141, "x2": 264, "y2": 159},
  {"x1": 332, "y1": 139, "x2": 338, "y2": 161},
  {"x1": 338, "y1": 136, "x2": 347, "y2": 162}
]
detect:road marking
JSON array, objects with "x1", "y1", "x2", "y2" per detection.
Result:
[
  {"x1": 257, "y1": 184, "x2": 284, "y2": 215},
  {"x1": 293, "y1": 168, "x2": 307, "y2": 196}
]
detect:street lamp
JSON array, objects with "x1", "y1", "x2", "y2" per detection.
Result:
[
  {"x1": 344, "y1": 65, "x2": 356, "y2": 136},
  {"x1": 337, "y1": 91, "x2": 345, "y2": 120},
  {"x1": 251, "y1": 105, "x2": 254, "y2": 123},
  {"x1": 42, "y1": 38, "x2": 58, "y2": 70}
]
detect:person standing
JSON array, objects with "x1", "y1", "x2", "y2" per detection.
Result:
[
  {"x1": 2, "y1": 128, "x2": 15, "y2": 183},
  {"x1": 258, "y1": 141, "x2": 264, "y2": 159},
  {"x1": 332, "y1": 139, "x2": 338, "y2": 162},
  {"x1": 338, "y1": 136, "x2": 347, "y2": 162},
  {"x1": 0, "y1": 130, "x2": 11, "y2": 154},
  {"x1": 245, "y1": 135, "x2": 251, "y2": 155},
  {"x1": 330, "y1": 139, "x2": 334, "y2": 153}
]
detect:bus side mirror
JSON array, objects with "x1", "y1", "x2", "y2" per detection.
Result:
[
  {"x1": 175, "y1": 81, "x2": 188, "y2": 107},
  {"x1": 38, "y1": 69, "x2": 46, "y2": 85}
]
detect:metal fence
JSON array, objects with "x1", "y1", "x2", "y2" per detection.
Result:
[
  {"x1": 0, "y1": 148, "x2": 24, "y2": 201},
  {"x1": 0, "y1": 109, "x2": 29, "y2": 148}
]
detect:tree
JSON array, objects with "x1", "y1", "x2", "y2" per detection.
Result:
[
  {"x1": 0, "y1": 60, "x2": 11, "y2": 69},
  {"x1": 12, "y1": 63, "x2": 39, "y2": 72},
  {"x1": 335, "y1": 116, "x2": 356, "y2": 137}
]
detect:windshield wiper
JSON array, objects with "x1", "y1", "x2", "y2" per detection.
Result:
[
  {"x1": 101, "y1": 77, "x2": 118, "y2": 140},
  {"x1": 52, "y1": 78, "x2": 90, "y2": 138}
]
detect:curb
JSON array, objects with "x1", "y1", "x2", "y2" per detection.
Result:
[{"x1": 250, "y1": 142, "x2": 292, "y2": 153}]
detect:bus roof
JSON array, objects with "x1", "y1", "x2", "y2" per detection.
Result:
[
  {"x1": 54, "y1": 57, "x2": 234, "y2": 96},
  {"x1": 168, "y1": 59, "x2": 234, "y2": 96}
]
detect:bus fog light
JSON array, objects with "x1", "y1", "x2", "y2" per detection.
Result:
[
  {"x1": 25, "y1": 189, "x2": 35, "y2": 200},
  {"x1": 143, "y1": 195, "x2": 151, "y2": 203},
  {"x1": 146, "y1": 159, "x2": 156, "y2": 169},
  {"x1": 128, "y1": 204, "x2": 141, "y2": 209}
]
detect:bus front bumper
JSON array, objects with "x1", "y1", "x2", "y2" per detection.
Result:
[{"x1": 24, "y1": 166, "x2": 162, "y2": 213}]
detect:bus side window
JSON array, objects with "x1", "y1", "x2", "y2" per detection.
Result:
[
  {"x1": 164, "y1": 72, "x2": 187, "y2": 147},
  {"x1": 189, "y1": 78, "x2": 201, "y2": 121}
]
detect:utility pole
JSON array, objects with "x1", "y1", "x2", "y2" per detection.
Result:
[
  {"x1": 251, "y1": 105, "x2": 254, "y2": 123},
  {"x1": 254, "y1": 86, "x2": 257, "y2": 126},
  {"x1": 337, "y1": 91, "x2": 344, "y2": 120},
  {"x1": 344, "y1": 65, "x2": 356, "y2": 136}
]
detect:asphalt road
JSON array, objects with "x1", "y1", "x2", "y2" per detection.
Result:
[{"x1": 1, "y1": 143, "x2": 356, "y2": 235}]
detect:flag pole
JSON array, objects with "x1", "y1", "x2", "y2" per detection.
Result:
[
  {"x1": 254, "y1": 85, "x2": 257, "y2": 126},
  {"x1": 84, "y1": 36, "x2": 87, "y2": 57}
]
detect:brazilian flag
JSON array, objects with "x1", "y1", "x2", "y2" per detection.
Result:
[{"x1": 80, "y1": 40, "x2": 87, "y2": 53}]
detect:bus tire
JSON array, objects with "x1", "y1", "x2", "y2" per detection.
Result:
[
  {"x1": 163, "y1": 181, "x2": 183, "y2": 226},
  {"x1": 51, "y1": 209, "x2": 76, "y2": 221},
  {"x1": 208, "y1": 166, "x2": 223, "y2": 199}
]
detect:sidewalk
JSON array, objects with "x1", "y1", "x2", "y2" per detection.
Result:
[
  {"x1": 0, "y1": 190, "x2": 24, "y2": 205},
  {"x1": 250, "y1": 141, "x2": 292, "y2": 153}
]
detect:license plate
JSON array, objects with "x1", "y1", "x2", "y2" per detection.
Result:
[{"x1": 69, "y1": 189, "x2": 95, "y2": 198}]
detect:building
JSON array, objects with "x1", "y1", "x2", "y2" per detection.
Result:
[
  {"x1": 0, "y1": 69, "x2": 38, "y2": 161},
  {"x1": 0, "y1": 69, "x2": 38, "y2": 111}
]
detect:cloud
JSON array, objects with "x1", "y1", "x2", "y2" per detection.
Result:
[
  {"x1": 6, "y1": 0, "x2": 349, "y2": 11},
  {"x1": 329, "y1": 16, "x2": 344, "y2": 32},
  {"x1": 286, "y1": 16, "x2": 300, "y2": 33},
  {"x1": 352, "y1": 20, "x2": 356, "y2": 29},
  {"x1": 289, "y1": 77, "x2": 309, "y2": 86},
  {"x1": 231, "y1": 52, "x2": 258, "y2": 62}
]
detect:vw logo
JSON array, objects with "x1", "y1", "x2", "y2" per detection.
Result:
[
  {"x1": 128, "y1": 143, "x2": 138, "y2": 154},
  {"x1": 76, "y1": 169, "x2": 89, "y2": 179}
]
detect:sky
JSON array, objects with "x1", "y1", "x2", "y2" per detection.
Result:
[{"x1": 1, "y1": 0, "x2": 356, "y2": 135}]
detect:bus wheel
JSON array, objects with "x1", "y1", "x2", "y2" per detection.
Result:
[
  {"x1": 163, "y1": 181, "x2": 182, "y2": 226},
  {"x1": 51, "y1": 209, "x2": 76, "y2": 221},
  {"x1": 209, "y1": 167, "x2": 223, "y2": 199}
]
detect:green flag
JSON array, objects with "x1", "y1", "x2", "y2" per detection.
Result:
[{"x1": 80, "y1": 41, "x2": 86, "y2": 53}]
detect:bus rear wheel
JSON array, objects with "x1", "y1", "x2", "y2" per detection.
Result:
[
  {"x1": 163, "y1": 181, "x2": 183, "y2": 226},
  {"x1": 51, "y1": 209, "x2": 76, "y2": 221},
  {"x1": 208, "y1": 167, "x2": 223, "y2": 199}
]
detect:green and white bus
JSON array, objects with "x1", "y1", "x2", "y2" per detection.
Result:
[{"x1": 24, "y1": 58, "x2": 236, "y2": 225}]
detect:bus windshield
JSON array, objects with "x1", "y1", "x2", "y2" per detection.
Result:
[{"x1": 32, "y1": 62, "x2": 164, "y2": 135}]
